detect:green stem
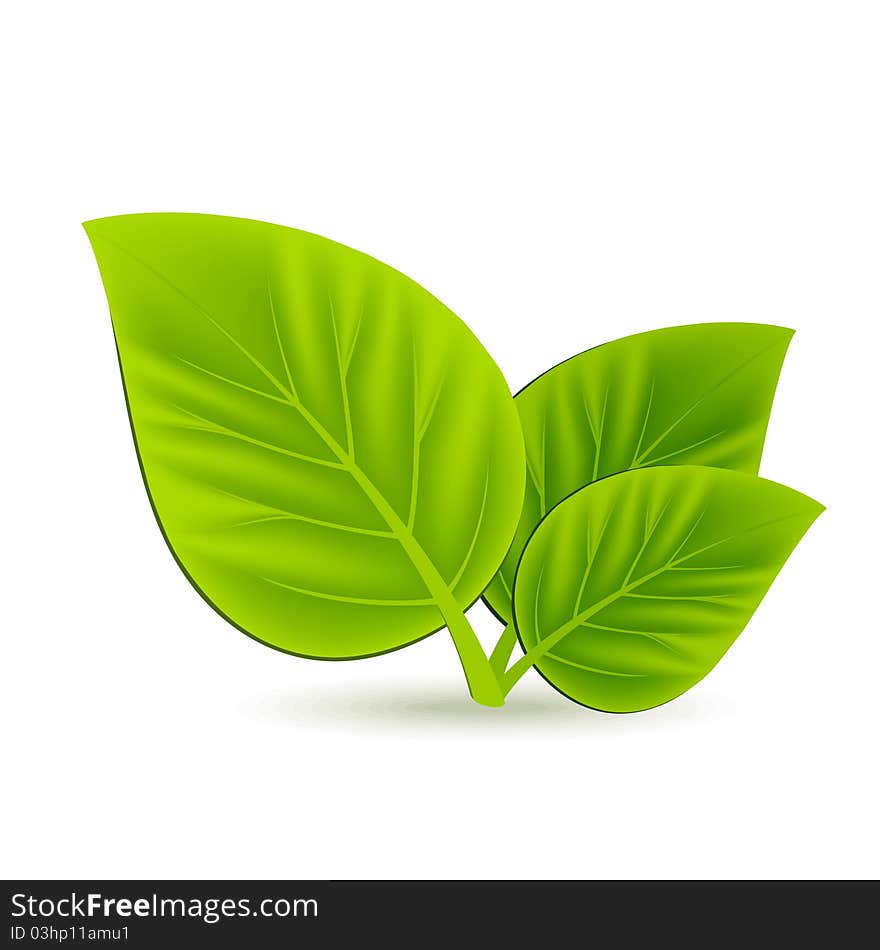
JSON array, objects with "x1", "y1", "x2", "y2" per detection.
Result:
[
  {"x1": 440, "y1": 600, "x2": 505, "y2": 707},
  {"x1": 503, "y1": 639, "x2": 554, "y2": 694},
  {"x1": 489, "y1": 623, "x2": 519, "y2": 677}
]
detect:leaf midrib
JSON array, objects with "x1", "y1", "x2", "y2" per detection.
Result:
[
  {"x1": 506, "y1": 510, "x2": 805, "y2": 688},
  {"x1": 97, "y1": 233, "x2": 472, "y2": 618}
]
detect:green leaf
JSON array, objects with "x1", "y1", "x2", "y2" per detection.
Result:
[
  {"x1": 509, "y1": 465, "x2": 822, "y2": 712},
  {"x1": 86, "y1": 213, "x2": 525, "y2": 662},
  {"x1": 484, "y1": 323, "x2": 793, "y2": 623}
]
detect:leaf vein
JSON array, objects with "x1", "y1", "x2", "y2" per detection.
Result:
[
  {"x1": 633, "y1": 338, "x2": 788, "y2": 465},
  {"x1": 171, "y1": 406, "x2": 344, "y2": 470},
  {"x1": 260, "y1": 575, "x2": 435, "y2": 607}
]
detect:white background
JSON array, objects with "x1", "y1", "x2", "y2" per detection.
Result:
[{"x1": 2, "y1": 2, "x2": 878, "y2": 880}]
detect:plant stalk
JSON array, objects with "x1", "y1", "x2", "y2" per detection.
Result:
[
  {"x1": 439, "y1": 597, "x2": 505, "y2": 707},
  {"x1": 489, "y1": 622, "x2": 519, "y2": 677}
]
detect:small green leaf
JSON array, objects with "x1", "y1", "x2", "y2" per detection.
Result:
[
  {"x1": 510, "y1": 465, "x2": 822, "y2": 712},
  {"x1": 484, "y1": 323, "x2": 793, "y2": 623},
  {"x1": 86, "y1": 213, "x2": 525, "y2": 663}
]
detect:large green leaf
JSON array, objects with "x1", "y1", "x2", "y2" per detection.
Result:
[
  {"x1": 484, "y1": 323, "x2": 793, "y2": 623},
  {"x1": 510, "y1": 465, "x2": 822, "y2": 712},
  {"x1": 86, "y1": 213, "x2": 525, "y2": 660}
]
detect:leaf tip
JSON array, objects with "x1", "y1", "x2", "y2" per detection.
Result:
[
  {"x1": 745, "y1": 322, "x2": 795, "y2": 348},
  {"x1": 756, "y1": 323, "x2": 795, "y2": 348},
  {"x1": 793, "y1": 489, "x2": 826, "y2": 529},
  {"x1": 83, "y1": 213, "x2": 149, "y2": 241},
  {"x1": 82, "y1": 216, "x2": 112, "y2": 246}
]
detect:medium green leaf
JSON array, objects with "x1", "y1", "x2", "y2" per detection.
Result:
[
  {"x1": 86, "y1": 213, "x2": 525, "y2": 660},
  {"x1": 510, "y1": 465, "x2": 822, "y2": 712},
  {"x1": 484, "y1": 323, "x2": 793, "y2": 623}
]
